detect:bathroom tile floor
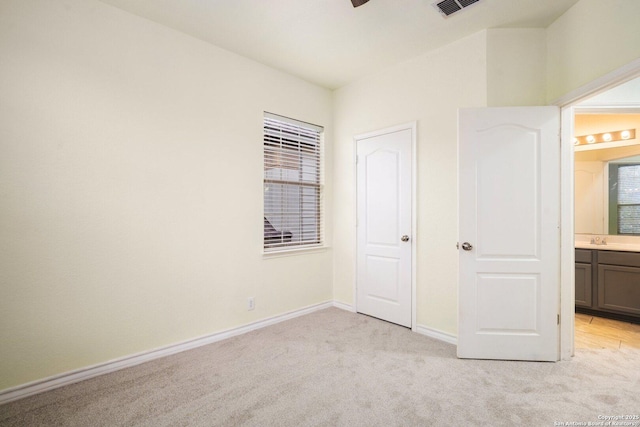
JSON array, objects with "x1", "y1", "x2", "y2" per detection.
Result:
[{"x1": 575, "y1": 313, "x2": 640, "y2": 350}]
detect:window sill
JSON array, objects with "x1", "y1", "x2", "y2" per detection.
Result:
[{"x1": 262, "y1": 245, "x2": 329, "y2": 259}]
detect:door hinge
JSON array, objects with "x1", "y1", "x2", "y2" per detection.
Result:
[{"x1": 557, "y1": 314, "x2": 560, "y2": 325}]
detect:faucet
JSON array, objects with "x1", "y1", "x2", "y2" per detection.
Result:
[{"x1": 590, "y1": 236, "x2": 607, "y2": 245}]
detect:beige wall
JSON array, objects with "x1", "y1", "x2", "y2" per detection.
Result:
[
  {"x1": 487, "y1": 29, "x2": 547, "y2": 107},
  {"x1": 0, "y1": 0, "x2": 333, "y2": 390},
  {"x1": 546, "y1": 0, "x2": 640, "y2": 102},
  {"x1": 332, "y1": 31, "x2": 488, "y2": 335}
]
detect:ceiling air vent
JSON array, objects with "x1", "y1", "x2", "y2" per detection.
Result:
[{"x1": 433, "y1": 0, "x2": 481, "y2": 18}]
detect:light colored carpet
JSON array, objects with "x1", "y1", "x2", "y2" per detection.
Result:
[{"x1": 1, "y1": 307, "x2": 639, "y2": 426}]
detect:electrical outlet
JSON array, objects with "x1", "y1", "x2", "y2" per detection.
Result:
[{"x1": 248, "y1": 297, "x2": 255, "y2": 311}]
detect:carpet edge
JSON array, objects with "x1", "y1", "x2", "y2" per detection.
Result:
[{"x1": 0, "y1": 300, "x2": 334, "y2": 405}]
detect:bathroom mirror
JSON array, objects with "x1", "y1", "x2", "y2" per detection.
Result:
[
  {"x1": 574, "y1": 76, "x2": 640, "y2": 238},
  {"x1": 574, "y1": 114, "x2": 640, "y2": 235}
]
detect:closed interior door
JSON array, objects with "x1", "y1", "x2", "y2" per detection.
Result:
[
  {"x1": 458, "y1": 107, "x2": 560, "y2": 361},
  {"x1": 356, "y1": 126, "x2": 412, "y2": 328}
]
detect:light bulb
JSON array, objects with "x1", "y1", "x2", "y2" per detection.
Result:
[
  {"x1": 586, "y1": 135, "x2": 596, "y2": 144},
  {"x1": 621, "y1": 130, "x2": 631, "y2": 140},
  {"x1": 603, "y1": 133, "x2": 612, "y2": 142}
]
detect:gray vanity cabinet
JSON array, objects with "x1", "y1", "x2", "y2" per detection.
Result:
[
  {"x1": 575, "y1": 249, "x2": 640, "y2": 323},
  {"x1": 575, "y1": 249, "x2": 593, "y2": 308},
  {"x1": 597, "y1": 251, "x2": 640, "y2": 316}
]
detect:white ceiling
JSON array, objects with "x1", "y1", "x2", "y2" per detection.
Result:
[{"x1": 99, "y1": 0, "x2": 581, "y2": 89}]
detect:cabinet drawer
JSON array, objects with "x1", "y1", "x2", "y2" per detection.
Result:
[
  {"x1": 598, "y1": 251, "x2": 640, "y2": 268},
  {"x1": 575, "y1": 249, "x2": 592, "y2": 263},
  {"x1": 597, "y1": 264, "x2": 640, "y2": 316}
]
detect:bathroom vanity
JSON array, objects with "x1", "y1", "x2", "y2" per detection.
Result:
[{"x1": 575, "y1": 243, "x2": 640, "y2": 324}]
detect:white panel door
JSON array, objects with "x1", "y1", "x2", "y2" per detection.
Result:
[
  {"x1": 356, "y1": 127, "x2": 412, "y2": 328},
  {"x1": 458, "y1": 107, "x2": 560, "y2": 361}
]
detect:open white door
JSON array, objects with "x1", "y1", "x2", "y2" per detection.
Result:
[
  {"x1": 458, "y1": 107, "x2": 560, "y2": 361},
  {"x1": 356, "y1": 125, "x2": 413, "y2": 328}
]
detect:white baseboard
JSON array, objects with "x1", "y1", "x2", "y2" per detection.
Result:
[
  {"x1": 0, "y1": 301, "x2": 333, "y2": 405},
  {"x1": 0, "y1": 301, "x2": 458, "y2": 404},
  {"x1": 332, "y1": 302, "x2": 456, "y2": 346},
  {"x1": 332, "y1": 301, "x2": 355, "y2": 312},
  {"x1": 414, "y1": 324, "x2": 458, "y2": 346},
  {"x1": 333, "y1": 302, "x2": 457, "y2": 347}
]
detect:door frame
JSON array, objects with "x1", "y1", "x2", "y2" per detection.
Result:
[
  {"x1": 555, "y1": 58, "x2": 640, "y2": 360},
  {"x1": 353, "y1": 121, "x2": 417, "y2": 330}
]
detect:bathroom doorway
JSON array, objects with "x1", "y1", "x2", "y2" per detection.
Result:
[{"x1": 571, "y1": 76, "x2": 640, "y2": 351}]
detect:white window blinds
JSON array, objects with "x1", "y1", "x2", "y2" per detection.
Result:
[
  {"x1": 617, "y1": 164, "x2": 640, "y2": 235},
  {"x1": 263, "y1": 113, "x2": 323, "y2": 251}
]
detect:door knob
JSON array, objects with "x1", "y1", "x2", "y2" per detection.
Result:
[
  {"x1": 461, "y1": 242, "x2": 473, "y2": 251},
  {"x1": 401, "y1": 235, "x2": 410, "y2": 242}
]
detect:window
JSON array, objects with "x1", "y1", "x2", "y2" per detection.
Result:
[
  {"x1": 263, "y1": 113, "x2": 323, "y2": 251},
  {"x1": 609, "y1": 163, "x2": 640, "y2": 235}
]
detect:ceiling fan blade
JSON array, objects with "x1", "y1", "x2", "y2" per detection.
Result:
[{"x1": 351, "y1": 0, "x2": 370, "y2": 7}]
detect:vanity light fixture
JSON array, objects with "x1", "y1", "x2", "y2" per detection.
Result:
[{"x1": 573, "y1": 129, "x2": 636, "y2": 146}]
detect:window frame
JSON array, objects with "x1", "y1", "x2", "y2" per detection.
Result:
[
  {"x1": 608, "y1": 162, "x2": 640, "y2": 235},
  {"x1": 263, "y1": 112, "x2": 324, "y2": 253}
]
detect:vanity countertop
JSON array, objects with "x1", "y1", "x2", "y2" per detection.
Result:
[
  {"x1": 575, "y1": 242, "x2": 640, "y2": 252},
  {"x1": 575, "y1": 234, "x2": 640, "y2": 252}
]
